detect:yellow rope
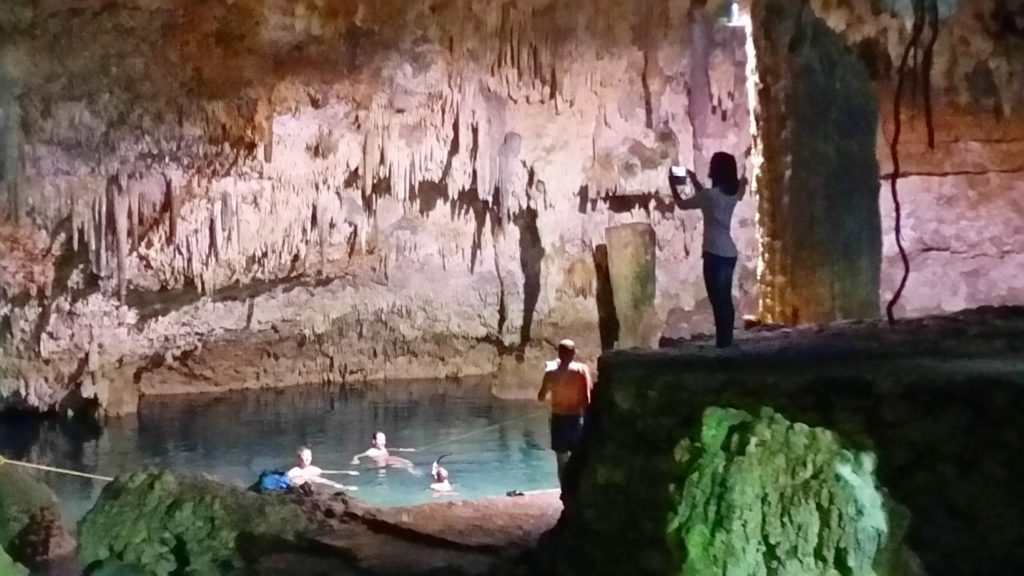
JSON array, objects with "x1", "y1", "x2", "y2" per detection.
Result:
[
  {"x1": 0, "y1": 455, "x2": 113, "y2": 482},
  {"x1": 412, "y1": 408, "x2": 549, "y2": 454}
]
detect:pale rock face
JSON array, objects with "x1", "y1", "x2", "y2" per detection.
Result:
[
  {"x1": 0, "y1": 0, "x2": 1021, "y2": 414},
  {"x1": 0, "y1": 0, "x2": 757, "y2": 414}
]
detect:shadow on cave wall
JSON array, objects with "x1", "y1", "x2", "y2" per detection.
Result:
[
  {"x1": 592, "y1": 244, "x2": 619, "y2": 351},
  {"x1": 514, "y1": 206, "x2": 544, "y2": 346}
]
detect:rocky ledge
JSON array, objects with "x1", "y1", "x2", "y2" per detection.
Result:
[
  {"x1": 72, "y1": 470, "x2": 560, "y2": 576},
  {"x1": 551, "y1": 305, "x2": 1024, "y2": 576}
]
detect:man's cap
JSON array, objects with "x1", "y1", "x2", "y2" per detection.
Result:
[{"x1": 558, "y1": 339, "x2": 576, "y2": 350}]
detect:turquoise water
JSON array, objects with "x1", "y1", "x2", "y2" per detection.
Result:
[{"x1": 0, "y1": 381, "x2": 557, "y2": 525}]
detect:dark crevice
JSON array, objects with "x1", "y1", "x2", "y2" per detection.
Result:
[
  {"x1": 593, "y1": 244, "x2": 619, "y2": 351},
  {"x1": 641, "y1": 50, "x2": 654, "y2": 130}
]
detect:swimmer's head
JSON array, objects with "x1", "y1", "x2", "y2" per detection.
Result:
[
  {"x1": 557, "y1": 339, "x2": 576, "y2": 365},
  {"x1": 432, "y1": 465, "x2": 449, "y2": 483},
  {"x1": 372, "y1": 431, "x2": 387, "y2": 448},
  {"x1": 297, "y1": 446, "x2": 313, "y2": 468}
]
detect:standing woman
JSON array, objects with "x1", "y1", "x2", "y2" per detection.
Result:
[{"x1": 669, "y1": 152, "x2": 744, "y2": 348}]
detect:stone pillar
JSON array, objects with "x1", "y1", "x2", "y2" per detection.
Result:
[
  {"x1": 606, "y1": 223, "x2": 657, "y2": 349},
  {"x1": 751, "y1": 0, "x2": 881, "y2": 324}
]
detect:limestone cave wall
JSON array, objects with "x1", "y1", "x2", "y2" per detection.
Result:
[
  {"x1": 0, "y1": 0, "x2": 757, "y2": 414},
  {"x1": 0, "y1": 0, "x2": 1022, "y2": 415}
]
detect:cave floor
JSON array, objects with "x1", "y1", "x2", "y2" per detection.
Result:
[{"x1": 250, "y1": 488, "x2": 563, "y2": 576}]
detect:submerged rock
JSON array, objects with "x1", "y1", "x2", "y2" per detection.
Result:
[
  {"x1": 77, "y1": 471, "x2": 309, "y2": 576},
  {"x1": 668, "y1": 407, "x2": 913, "y2": 576},
  {"x1": 0, "y1": 465, "x2": 60, "y2": 548}
]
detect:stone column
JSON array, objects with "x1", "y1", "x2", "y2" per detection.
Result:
[
  {"x1": 606, "y1": 223, "x2": 657, "y2": 349},
  {"x1": 751, "y1": 0, "x2": 882, "y2": 324}
]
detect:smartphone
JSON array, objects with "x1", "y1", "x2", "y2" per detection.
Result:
[{"x1": 669, "y1": 165, "x2": 687, "y2": 186}]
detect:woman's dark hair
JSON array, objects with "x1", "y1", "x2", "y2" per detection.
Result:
[{"x1": 709, "y1": 152, "x2": 740, "y2": 197}]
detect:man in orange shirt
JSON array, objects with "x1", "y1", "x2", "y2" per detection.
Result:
[{"x1": 537, "y1": 339, "x2": 593, "y2": 488}]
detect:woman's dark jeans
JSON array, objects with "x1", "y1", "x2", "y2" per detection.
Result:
[{"x1": 702, "y1": 252, "x2": 737, "y2": 348}]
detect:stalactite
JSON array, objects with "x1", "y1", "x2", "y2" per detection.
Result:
[
  {"x1": 128, "y1": 177, "x2": 140, "y2": 250},
  {"x1": 109, "y1": 174, "x2": 128, "y2": 303},
  {"x1": 221, "y1": 191, "x2": 234, "y2": 253},
  {"x1": 165, "y1": 173, "x2": 178, "y2": 246},
  {"x1": 210, "y1": 194, "x2": 223, "y2": 262}
]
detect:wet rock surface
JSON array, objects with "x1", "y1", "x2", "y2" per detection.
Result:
[
  {"x1": 78, "y1": 471, "x2": 309, "y2": 576},
  {"x1": 552, "y1": 305, "x2": 1024, "y2": 576},
  {"x1": 291, "y1": 488, "x2": 562, "y2": 576},
  {"x1": 0, "y1": 465, "x2": 60, "y2": 548},
  {"x1": 74, "y1": 470, "x2": 560, "y2": 576},
  {"x1": 8, "y1": 504, "x2": 75, "y2": 570}
]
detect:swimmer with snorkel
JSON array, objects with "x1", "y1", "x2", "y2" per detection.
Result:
[{"x1": 429, "y1": 454, "x2": 455, "y2": 494}]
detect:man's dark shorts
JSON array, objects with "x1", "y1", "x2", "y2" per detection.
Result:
[{"x1": 550, "y1": 414, "x2": 584, "y2": 453}]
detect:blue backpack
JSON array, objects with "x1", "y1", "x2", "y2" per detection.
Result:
[{"x1": 258, "y1": 470, "x2": 291, "y2": 492}]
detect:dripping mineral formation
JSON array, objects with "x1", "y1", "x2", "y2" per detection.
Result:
[{"x1": 0, "y1": 0, "x2": 1022, "y2": 415}]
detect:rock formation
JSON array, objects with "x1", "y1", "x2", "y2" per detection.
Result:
[
  {"x1": 550, "y1": 305, "x2": 1024, "y2": 576},
  {"x1": 0, "y1": 0, "x2": 1021, "y2": 414},
  {"x1": 0, "y1": 465, "x2": 60, "y2": 549},
  {"x1": 8, "y1": 505, "x2": 75, "y2": 569},
  {"x1": 78, "y1": 471, "x2": 309, "y2": 576},
  {"x1": 668, "y1": 407, "x2": 912, "y2": 576}
]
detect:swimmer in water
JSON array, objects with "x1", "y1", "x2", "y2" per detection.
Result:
[
  {"x1": 429, "y1": 454, "x2": 454, "y2": 493},
  {"x1": 286, "y1": 446, "x2": 359, "y2": 491},
  {"x1": 350, "y1": 431, "x2": 416, "y2": 469}
]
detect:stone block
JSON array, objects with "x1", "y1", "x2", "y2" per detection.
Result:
[{"x1": 605, "y1": 223, "x2": 658, "y2": 349}]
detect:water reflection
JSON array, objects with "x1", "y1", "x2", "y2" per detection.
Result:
[{"x1": 0, "y1": 380, "x2": 556, "y2": 526}]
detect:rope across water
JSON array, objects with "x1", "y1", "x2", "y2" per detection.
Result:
[
  {"x1": 0, "y1": 409, "x2": 551, "y2": 483},
  {"x1": 0, "y1": 455, "x2": 113, "y2": 482}
]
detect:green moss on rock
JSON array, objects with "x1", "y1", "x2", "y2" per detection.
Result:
[
  {"x1": 78, "y1": 471, "x2": 309, "y2": 576},
  {"x1": 0, "y1": 465, "x2": 59, "y2": 548},
  {"x1": 668, "y1": 408, "x2": 910, "y2": 576},
  {"x1": 0, "y1": 545, "x2": 28, "y2": 576}
]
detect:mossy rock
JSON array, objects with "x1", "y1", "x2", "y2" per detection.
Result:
[
  {"x1": 0, "y1": 465, "x2": 59, "y2": 548},
  {"x1": 85, "y1": 559, "x2": 150, "y2": 576},
  {"x1": 0, "y1": 545, "x2": 28, "y2": 576},
  {"x1": 667, "y1": 407, "x2": 913, "y2": 576},
  {"x1": 78, "y1": 471, "x2": 309, "y2": 576}
]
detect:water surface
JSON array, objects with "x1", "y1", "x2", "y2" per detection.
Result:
[{"x1": 0, "y1": 380, "x2": 557, "y2": 525}]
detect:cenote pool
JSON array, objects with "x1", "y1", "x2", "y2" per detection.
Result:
[{"x1": 0, "y1": 380, "x2": 557, "y2": 525}]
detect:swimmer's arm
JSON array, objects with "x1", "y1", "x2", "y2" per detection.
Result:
[
  {"x1": 350, "y1": 451, "x2": 370, "y2": 464},
  {"x1": 312, "y1": 477, "x2": 359, "y2": 490},
  {"x1": 582, "y1": 364, "x2": 594, "y2": 404},
  {"x1": 537, "y1": 373, "x2": 552, "y2": 402},
  {"x1": 320, "y1": 469, "x2": 360, "y2": 476},
  {"x1": 391, "y1": 448, "x2": 416, "y2": 452}
]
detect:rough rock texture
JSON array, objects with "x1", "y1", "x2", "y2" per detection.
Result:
[
  {"x1": 668, "y1": 407, "x2": 911, "y2": 576},
  {"x1": 1, "y1": 0, "x2": 1023, "y2": 415},
  {"x1": 878, "y1": 95, "x2": 1024, "y2": 317},
  {"x1": 606, "y1": 223, "x2": 658, "y2": 348},
  {"x1": 0, "y1": 465, "x2": 60, "y2": 549},
  {"x1": 547, "y1": 306, "x2": 1024, "y2": 576},
  {"x1": 77, "y1": 471, "x2": 309, "y2": 576},
  {"x1": 752, "y1": 0, "x2": 881, "y2": 325},
  {"x1": 0, "y1": 0, "x2": 757, "y2": 415},
  {"x1": 0, "y1": 546, "x2": 28, "y2": 576},
  {"x1": 8, "y1": 505, "x2": 75, "y2": 570}
]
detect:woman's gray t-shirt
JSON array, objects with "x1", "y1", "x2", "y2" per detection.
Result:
[{"x1": 697, "y1": 186, "x2": 739, "y2": 258}]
